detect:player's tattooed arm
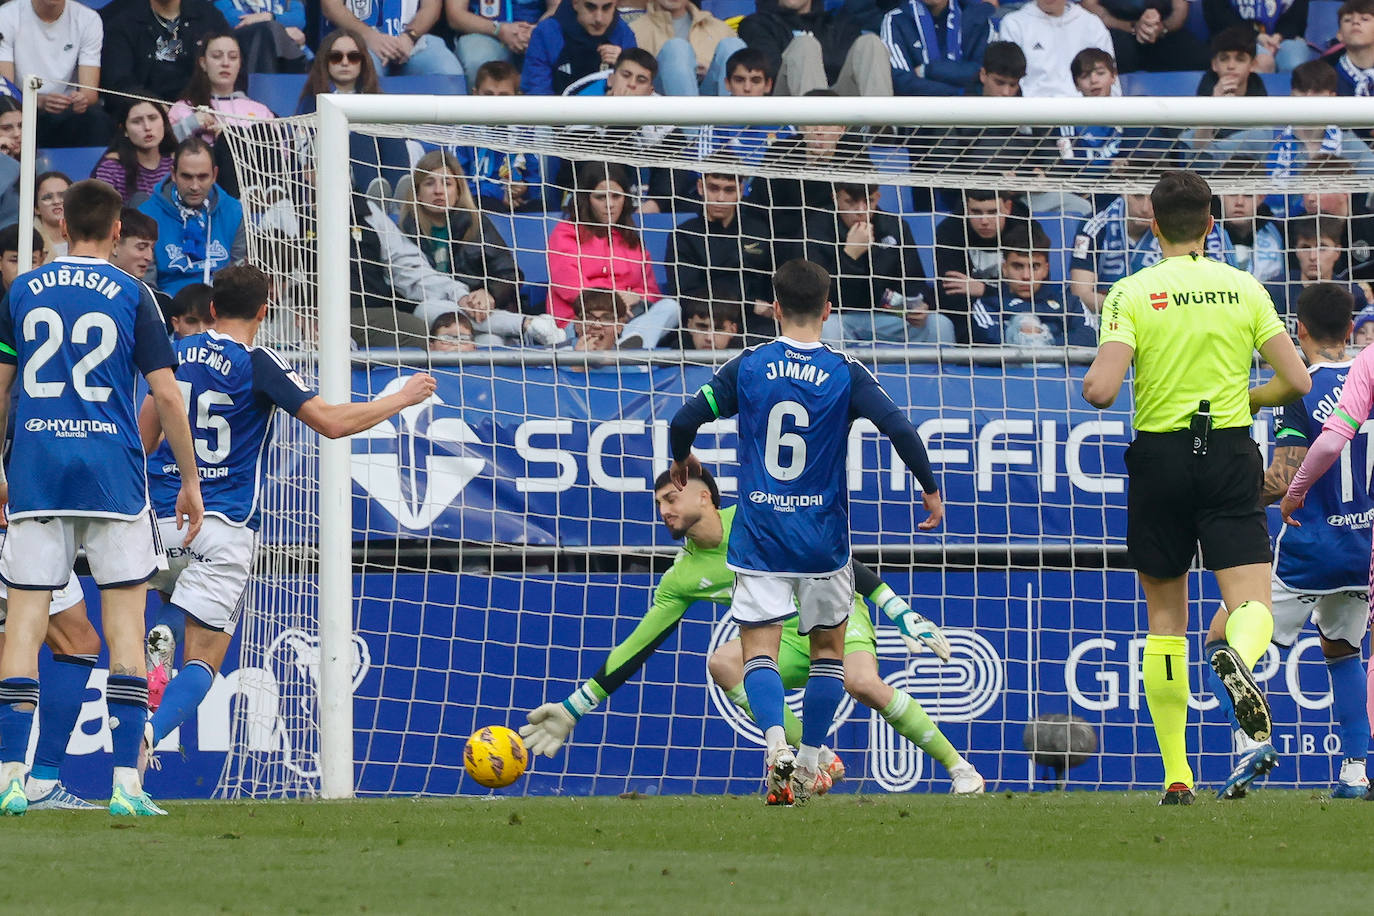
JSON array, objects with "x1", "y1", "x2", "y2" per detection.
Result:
[
  {"x1": 1261, "y1": 445, "x2": 1308, "y2": 506},
  {"x1": 110, "y1": 664, "x2": 138, "y2": 677}
]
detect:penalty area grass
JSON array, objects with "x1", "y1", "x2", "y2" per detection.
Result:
[{"x1": 4, "y1": 791, "x2": 1373, "y2": 914}]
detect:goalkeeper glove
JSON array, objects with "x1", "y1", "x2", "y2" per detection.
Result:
[
  {"x1": 877, "y1": 592, "x2": 951, "y2": 663},
  {"x1": 519, "y1": 703, "x2": 577, "y2": 757}
]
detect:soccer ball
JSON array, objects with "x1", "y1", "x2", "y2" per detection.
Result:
[{"x1": 464, "y1": 725, "x2": 528, "y2": 789}]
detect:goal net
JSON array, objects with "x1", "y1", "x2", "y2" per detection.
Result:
[{"x1": 215, "y1": 95, "x2": 1374, "y2": 798}]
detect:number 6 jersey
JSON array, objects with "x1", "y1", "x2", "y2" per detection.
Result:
[
  {"x1": 0, "y1": 256, "x2": 174, "y2": 519},
  {"x1": 669, "y1": 336, "x2": 938, "y2": 577}
]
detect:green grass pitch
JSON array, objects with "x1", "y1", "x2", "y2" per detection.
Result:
[{"x1": 6, "y1": 792, "x2": 1374, "y2": 914}]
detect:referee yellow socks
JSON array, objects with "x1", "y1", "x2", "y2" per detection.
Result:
[
  {"x1": 1142, "y1": 635, "x2": 1193, "y2": 789},
  {"x1": 1225, "y1": 601, "x2": 1275, "y2": 669}
]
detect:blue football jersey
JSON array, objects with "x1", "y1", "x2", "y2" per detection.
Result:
[
  {"x1": 683, "y1": 337, "x2": 935, "y2": 576},
  {"x1": 1272, "y1": 361, "x2": 1374, "y2": 593},
  {"x1": 147, "y1": 330, "x2": 314, "y2": 528},
  {"x1": 1071, "y1": 196, "x2": 1237, "y2": 288},
  {"x1": 0, "y1": 257, "x2": 174, "y2": 518}
]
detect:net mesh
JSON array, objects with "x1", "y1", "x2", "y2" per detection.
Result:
[{"x1": 212, "y1": 106, "x2": 1374, "y2": 797}]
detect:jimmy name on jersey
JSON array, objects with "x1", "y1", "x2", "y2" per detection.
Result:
[
  {"x1": 1272, "y1": 361, "x2": 1374, "y2": 592},
  {"x1": 0, "y1": 257, "x2": 174, "y2": 518},
  {"x1": 670, "y1": 337, "x2": 936, "y2": 577},
  {"x1": 147, "y1": 330, "x2": 314, "y2": 528}
]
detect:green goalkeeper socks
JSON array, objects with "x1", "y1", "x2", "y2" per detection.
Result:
[
  {"x1": 880, "y1": 689, "x2": 961, "y2": 772},
  {"x1": 1142, "y1": 634, "x2": 1193, "y2": 790},
  {"x1": 1225, "y1": 600, "x2": 1274, "y2": 669},
  {"x1": 724, "y1": 683, "x2": 803, "y2": 746}
]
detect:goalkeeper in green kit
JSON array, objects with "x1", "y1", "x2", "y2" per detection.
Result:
[{"x1": 520, "y1": 466, "x2": 985, "y2": 795}]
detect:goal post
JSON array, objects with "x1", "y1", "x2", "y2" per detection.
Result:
[{"x1": 217, "y1": 92, "x2": 1374, "y2": 799}]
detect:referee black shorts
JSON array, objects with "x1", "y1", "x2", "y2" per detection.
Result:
[{"x1": 1124, "y1": 427, "x2": 1271, "y2": 579}]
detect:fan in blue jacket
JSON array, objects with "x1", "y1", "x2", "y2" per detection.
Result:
[
  {"x1": 521, "y1": 0, "x2": 637, "y2": 95},
  {"x1": 970, "y1": 224, "x2": 1096, "y2": 346},
  {"x1": 137, "y1": 142, "x2": 246, "y2": 296},
  {"x1": 880, "y1": 0, "x2": 993, "y2": 96}
]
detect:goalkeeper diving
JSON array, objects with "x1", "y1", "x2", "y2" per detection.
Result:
[{"x1": 520, "y1": 467, "x2": 985, "y2": 795}]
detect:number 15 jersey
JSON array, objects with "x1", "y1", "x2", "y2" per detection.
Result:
[{"x1": 0, "y1": 257, "x2": 174, "y2": 519}]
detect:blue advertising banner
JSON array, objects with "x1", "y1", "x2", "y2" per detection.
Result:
[
  {"x1": 51, "y1": 569, "x2": 1349, "y2": 799},
  {"x1": 346, "y1": 365, "x2": 1247, "y2": 549}
]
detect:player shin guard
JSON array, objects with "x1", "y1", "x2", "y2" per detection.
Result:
[
  {"x1": 742, "y1": 656, "x2": 787, "y2": 752},
  {"x1": 880, "y1": 689, "x2": 961, "y2": 772},
  {"x1": 1142, "y1": 635, "x2": 1193, "y2": 789},
  {"x1": 798, "y1": 658, "x2": 845, "y2": 771},
  {"x1": 30, "y1": 655, "x2": 96, "y2": 783},
  {"x1": 1225, "y1": 601, "x2": 1274, "y2": 669},
  {"x1": 1327, "y1": 653, "x2": 1370, "y2": 762},
  {"x1": 725, "y1": 682, "x2": 803, "y2": 746},
  {"x1": 106, "y1": 675, "x2": 148, "y2": 793},
  {"x1": 1203, "y1": 640, "x2": 1242, "y2": 732},
  {"x1": 0, "y1": 678, "x2": 39, "y2": 771},
  {"x1": 149, "y1": 660, "x2": 215, "y2": 744}
]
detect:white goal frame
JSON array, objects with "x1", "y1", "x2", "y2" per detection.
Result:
[{"x1": 310, "y1": 92, "x2": 1372, "y2": 798}]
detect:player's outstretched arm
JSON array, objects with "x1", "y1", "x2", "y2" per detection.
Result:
[
  {"x1": 1250, "y1": 330, "x2": 1312, "y2": 411},
  {"x1": 295, "y1": 373, "x2": 437, "y2": 439},
  {"x1": 853, "y1": 560, "x2": 951, "y2": 662},
  {"x1": 521, "y1": 568, "x2": 695, "y2": 756},
  {"x1": 668, "y1": 360, "x2": 742, "y2": 487},
  {"x1": 147, "y1": 366, "x2": 203, "y2": 543}
]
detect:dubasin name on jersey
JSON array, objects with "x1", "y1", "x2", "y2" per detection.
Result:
[
  {"x1": 763, "y1": 350, "x2": 831, "y2": 387},
  {"x1": 26, "y1": 267, "x2": 123, "y2": 300}
]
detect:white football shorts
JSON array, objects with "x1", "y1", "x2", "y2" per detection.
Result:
[
  {"x1": 731, "y1": 562, "x2": 855, "y2": 635},
  {"x1": 149, "y1": 516, "x2": 256, "y2": 636},
  {"x1": 0, "y1": 509, "x2": 164, "y2": 590},
  {"x1": 1270, "y1": 577, "x2": 1370, "y2": 650},
  {"x1": 0, "y1": 566, "x2": 85, "y2": 632}
]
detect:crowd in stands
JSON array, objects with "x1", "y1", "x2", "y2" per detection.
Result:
[{"x1": 0, "y1": 0, "x2": 1369, "y2": 352}]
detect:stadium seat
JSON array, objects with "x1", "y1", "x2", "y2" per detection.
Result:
[
  {"x1": 901, "y1": 213, "x2": 939, "y2": 283},
  {"x1": 44, "y1": 145, "x2": 105, "y2": 181},
  {"x1": 701, "y1": 0, "x2": 754, "y2": 18},
  {"x1": 1259, "y1": 71, "x2": 1293, "y2": 95},
  {"x1": 379, "y1": 74, "x2": 467, "y2": 97},
  {"x1": 248, "y1": 73, "x2": 308, "y2": 117},
  {"x1": 637, "y1": 211, "x2": 692, "y2": 291},
  {"x1": 1039, "y1": 215, "x2": 1083, "y2": 283},
  {"x1": 1184, "y1": 0, "x2": 1210, "y2": 44},
  {"x1": 1307, "y1": 0, "x2": 1341, "y2": 49},
  {"x1": 1119, "y1": 71, "x2": 1204, "y2": 96},
  {"x1": 509, "y1": 213, "x2": 555, "y2": 304}
]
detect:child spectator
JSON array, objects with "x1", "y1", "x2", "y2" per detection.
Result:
[
  {"x1": 1324, "y1": 0, "x2": 1374, "y2": 94},
  {"x1": 109, "y1": 207, "x2": 160, "y2": 285},
  {"x1": 1057, "y1": 49, "x2": 1131, "y2": 166},
  {"x1": 1197, "y1": 25, "x2": 1268, "y2": 96},
  {"x1": 167, "y1": 281, "x2": 214, "y2": 338},
  {"x1": 972, "y1": 223, "x2": 1096, "y2": 345},
  {"x1": 100, "y1": 0, "x2": 231, "y2": 119},
  {"x1": 1267, "y1": 216, "x2": 1369, "y2": 324},
  {"x1": 215, "y1": 0, "x2": 309, "y2": 73},
  {"x1": 546, "y1": 162, "x2": 666, "y2": 329},
  {"x1": 998, "y1": 0, "x2": 1113, "y2": 97},
  {"x1": 880, "y1": 0, "x2": 995, "y2": 96},
  {"x1": 693, "y1": 48, "x2": 783, "y2": 166},
  {"x1": 934, "y1": 188, "x2": 1042, "y2": 342},
  {"x1": 805, "y1": 182, "x2": 950, "y2": 345},
  {"x1": 452, "y1": 61, "x2": 545, "y2": 212},
  {"x1": 522, "y1": 0, "x2": 637, "y2": 95},
  {"x1": 566, "y1": 46, "x2": 659, "y2": 95},
  {"x1": 444, "y1": 0, "x2": 545, "y2": 88},
  {"x1": 1203, "y1": 0, "x2": 1313, "y2": 71},
  {"x1": 631, "y1": 0, "x2": 745, "y2": 96},
  {"x1": 569, "y1": 288, "x2": 629, "y2": 351},
  {"x1": 429, "y1": 311, "x2": 477, "y2": 351},
  {"x1": 34, "y1": 171, "x2": 71, "y2": 263},
  {"x1": 0, "y1": 223, "x2": 42, "y2": 295},
  {"x1": 1080, "y1": 0, "x2": 1207, "y2": 73},
  {"x1": 1071, "y1": 177, "x2": 1236, "y2": 310},
  {"x1": 1216, "y1": 191, "x2": 1285, "y2": 281},
  {"x1": 322, "y1": 0, "x2": 463, "y2": 77},
  {"x1": 0, "y1": 0, "x2": 111, "y2": 147},
  {"x1": 673, "y1": 290, "x2": 745, "y2": 350},
  {"x1": 400, "y1": 150, "x2": 522, "y2": 311},
  {"x1": 1354, "y1": 305, "x2": 1374, "y2": 347},
  {"x1": 91, "y1": 102, "x2": 176, "y2": 205},
  {"x1": 739, "y1": 0, "x2": 891, "y2": 96}
]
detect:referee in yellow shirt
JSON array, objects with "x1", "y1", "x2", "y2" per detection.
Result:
[{"x1": 1083, "y1": 170, "x2": 1311, "y2": 805}]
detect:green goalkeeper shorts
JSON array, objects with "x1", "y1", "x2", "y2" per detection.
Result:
[{"x1": 778, "y1": 601, "x2": 876, "y2": 690}]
